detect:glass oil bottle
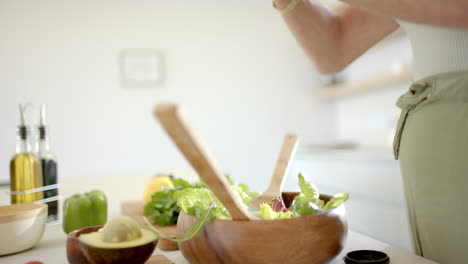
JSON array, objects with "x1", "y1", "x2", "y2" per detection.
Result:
[
  {"x1": 37, "y1": 105, "x2": 59, "y2": 221},
  {"x1": 10, "y1": 104, "x2": 43, "y2": 203}
]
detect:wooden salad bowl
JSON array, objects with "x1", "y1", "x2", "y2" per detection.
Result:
[
  {"x1": 176, "y1": 192, "x2": 347, "y2": 264},
  {"x1": 154, "y1": 104, "x2": 347, "y2": 264}
]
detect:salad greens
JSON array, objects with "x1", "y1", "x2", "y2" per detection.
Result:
[
  {"x1": 174, "y1": 188, "x2": 230, "y2": 220},
  {"x1": 261, "y1": 172, "x2": 348, "y2": 219},
  {"x1": 260, "y1": 203, "x2": 294, "y2": 220},
  {"x1": 143, "y1": 189, "x2": 179, "y2": 226},
  {"x1": 143, "y1": 175, "x2": 257, "y2": 242},
  {"x1": 144, "y1": 178, "x2": 204, "y2": 226},
  {"x1": 174, "y1": 176, "x2": 259, "y2": 220},
  {"x1": 288, "y1": 172, "x2": 325, "y2": 217},
  {"x1": 143, "y1": 172, "x2": 349, "y2": 242},
  {"x1": 323, "y1": 192, "x2": 350, "y2": 210}
]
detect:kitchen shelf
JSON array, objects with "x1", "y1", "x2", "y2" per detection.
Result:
[{"x1": 314, "y1": 67, "x2": 413, "y2": 100}]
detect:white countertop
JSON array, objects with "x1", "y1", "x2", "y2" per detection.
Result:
[
  {"x1": 0, "y1": 224, "x2": 437, "y2": 264},
  {"x1": 0, "y1": 173, "x2": 438, "y2": 264}
]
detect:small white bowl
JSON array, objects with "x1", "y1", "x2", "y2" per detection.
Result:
[{"x1": 0, "y1": 203, "x2": 47, "y2": 256}]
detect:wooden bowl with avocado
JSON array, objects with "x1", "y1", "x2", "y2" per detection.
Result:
[{"x1": 67, "y1": 217, "x2": 158, "y2": 264}]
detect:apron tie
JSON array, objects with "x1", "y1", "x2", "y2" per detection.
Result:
[{"x1": 393, "y1": 82, "x2": 433, "y2": 159}]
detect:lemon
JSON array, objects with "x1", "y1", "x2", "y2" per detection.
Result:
[{"x1": 143, "y1": 176, "x2": 174, "y2": 202}]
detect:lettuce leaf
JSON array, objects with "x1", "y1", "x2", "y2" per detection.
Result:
[
  {"x1": 288, "y1": 173, "x2": 350, "y2": 216},
  {"x1": 298, "y1": 172, "x2": 320, "y2": 202},
  {"x1": 231, "y1": 185, "x2": 258, "y2": 206},
  {"x1": 164, "y1": 176, "x2": 259, "y2": 243},
  {"x1": 174, "y1": 174, "x2": 263, "y2": 223},
  {"x1": 289, "y1": 172, "x2": 324, "y2": 216},
  {"x1": 225, "y1": 174, "x2": 260, "y2": 205},
  {"x1": 289, "y1": 194, "x2": 322, "y2": 216},
  {"x1": 174, "y1": 188, "x2": 231, "y2": 220},
  {"x1": 288, "y1": 173, "x2": 325, "y2": 216},
  {"x1": 260, "y1": 203, "x2": 294, "y2": 220},
  {"x1": 323, "y1": 192, "x2": 349, "y2": 210},
  {"x1": 224, "y1": 174, "x2": 235, "y2": 185}
]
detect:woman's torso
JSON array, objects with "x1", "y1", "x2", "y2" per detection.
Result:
[{"x1": 397, "y1": 20, "x2": 468, "y2": 80}]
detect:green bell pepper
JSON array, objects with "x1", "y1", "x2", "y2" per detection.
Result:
[{"x1": 62, "y1": 190, "x2": 108, "y2": 234}]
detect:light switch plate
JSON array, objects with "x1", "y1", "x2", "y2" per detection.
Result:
[{"x1": 120, "y1": 49, "x2": 164, "y2": 88}]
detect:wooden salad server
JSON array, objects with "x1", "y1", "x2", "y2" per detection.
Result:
[
  {"x1": 248, "y1": 133, "x2": 299, "y2": 209},
  {"x1": 154, "y1": 103, "x2": 255, "y2": 221}
]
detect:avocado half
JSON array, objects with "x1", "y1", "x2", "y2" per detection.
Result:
[{"x1": 79, "y1": 217, "x2": 158, "y2": 264}]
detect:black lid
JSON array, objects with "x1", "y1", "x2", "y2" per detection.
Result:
[
  {"x1": 38, "y1": 104, "x2": 48, "y2": 140},
  {"x1": 343, "y1": 250, "x2": 390, "y2": 264},
  {"x1": 17, "y1": 125, "x2": 29, "y2": 140},
  {"x1": 39, "y1": 126, "x2": 47, "y2": 140}
]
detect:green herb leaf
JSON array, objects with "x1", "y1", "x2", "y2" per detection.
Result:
[
  {"x1": 144, "y1": 189, "x2": 180, "y2": 226},
  {"x1": 144, "y1": 203, "x2": 216, "y2": 242},
  {"x1": 171, "y1": 178, "x2": 193, "y2": 189},
  {"x1": 144, "y1": 177, "x2": 207, "y2": 226}
]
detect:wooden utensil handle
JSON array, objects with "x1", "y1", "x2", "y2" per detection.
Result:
[
  {"x1": 154, "y1": 104, "x2": 252, "y2": 221},
  {"x1": 266, "y1": 133, "x2": 299, "y2": 194}
]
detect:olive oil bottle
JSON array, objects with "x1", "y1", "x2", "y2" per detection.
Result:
[
  {"x1": 10, "y1": 104, "x2": 43, "y2": 204},
  {"x1": 37, "y1": 105, "x2": 58, "y2": 221}
]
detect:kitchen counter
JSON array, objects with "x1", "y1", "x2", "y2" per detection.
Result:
[
  {"x1": 0, "y1": 173, "x2": 438, "y2": 264},
  {"x1": 0, "y1": 224, "x2": 437, "y2": 264}
]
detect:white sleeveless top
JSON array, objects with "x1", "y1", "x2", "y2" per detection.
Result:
[{"x1": 398, "y1": 20, "x2": 468, "y2": 80}]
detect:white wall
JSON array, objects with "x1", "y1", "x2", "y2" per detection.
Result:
[
  {"x1": 334, "y1": 33, "x2": 413, "y2": 149},
  {"x1": 0, "y1": 0, "x2": 335, "y2": 190}
]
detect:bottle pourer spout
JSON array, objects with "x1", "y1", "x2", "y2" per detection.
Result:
[
  {"x1": 19, "y1": 104, "x2": 26, "y2": 126},
  {"x1": 18, "y1": 104, "x2": 28, "y2": 140},
  {"x1": 40, "y1": 104, "x2": 46, "y2": 126}
]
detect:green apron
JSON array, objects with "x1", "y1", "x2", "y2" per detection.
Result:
[{"x1": 394, "y1": 71, "x2": 468, "y2": 264}]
